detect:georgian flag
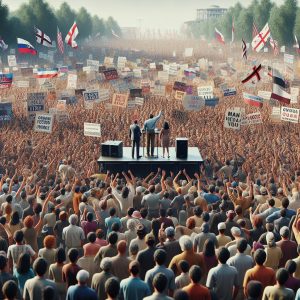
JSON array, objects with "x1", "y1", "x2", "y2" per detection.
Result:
[
  {"x1": 215, "y1": 28, "x2": 225, "y2": 44},
  {"x1": 65, "y1": 22, "x2": 78, "y2": 48},
  {"x1": 34, "y1": 26, "x2": 53, "y2": 47},
  {"x1": 252, "y1": 23, "x2": 271, "y2": 52}
]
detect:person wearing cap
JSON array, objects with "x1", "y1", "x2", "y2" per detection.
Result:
[
  {"x1": 224, "y1": 210, "x2": 239, "y2": 239},
  {"x1": 226, "y1": 227, "x2": 251, "y2": 257},
  {"x1": 159, "y1": 226, "x2": 181, "y2": 267},
  {"x1": 262, "y1": 268, "x2": 294, "y2": 300},
  {"x1": 125, "y1": 219, "x2": 138, "y2": 246},
  {"x1": 206, "y1": 247, "x2": 239, "y2": 300},
  {"x1": 136, "y1": 234, "x2": 157, "y2": 280},
  {"x1": 110, "y1": 240, "x2": 131, "y2": 281},
  {"x1": 227, "y1": 239, "x2": 254, "y2": 300},
  {"x1": 209, "y1": 200, "x2": 228, "y2": 235},
  {"x1": 66, "y1": 270, "x2": 97, "y2": 300},
  {"x1": 129, "y1": 119, "x2": 142, "y2": 159},
  {"x1": 193, "y1": 223, "x2": 218, "y2": 253},
  {"x1": 276, "y1": 226, "x2": 297, "y2": 268},
  {"x1": 243, "y1": 249, "x2": 276, "y2": 297},
  {"x1": 254, "y1": 186, "x2": 269, "y2": 205},
  {"x1": 145, "y1": 249, "x2": 175, "y2": 296},
  {"x1": 216, "y1": 222, "x2": 232, "y2": 247},
  {"x1": 91, "y1": 258, "x2": 114, "y2": 300},
  {"x1": 120, "y1": 261, "x2": 150, "y2": 300}
]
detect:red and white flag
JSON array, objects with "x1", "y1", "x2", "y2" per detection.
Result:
[
  {"x1": 65, "y1": 22, "x2": 78, "y2": 48},
  {"x1": 252, "y1": 23, "x2": 270, "y2": 52},
  {"x1": 231, "y1": 18, "x2": 234, "y2": 43},
  {"x1": 269, "y1": 36, "x2": 279, "y2": 56},
  {"x1": 215, "y1": 28, "x2": 225, "y2": 44},
  {"x1": 57, "y1": 27, "x2": 64, "y2": 54},
  {"x1": 271, "y1": 84, "x2": 291, "y2": 105}
]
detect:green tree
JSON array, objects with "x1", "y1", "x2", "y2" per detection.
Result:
[
  {"x1": 253, "y1": 0, "x2": 274, "y2": 30},
  {"x1": 92, "y1": 15, "x2": 106, "y2": 37},
  {"x1": 281, "y1": 0, "x2": 297, "y2": 45},
  {"x1": 76, "y1": 7, "x2": 92, "y2": 39},
  {"x1": 56, "y1": 2, "x2": 76, "y2": 37},
  {"x1": 105, "y1": 16, "x2": 122, "y2": 37},
  {"x1": 236, "y1": 8, "x2": 254, "y2": 41},
  {"x1": 294, "y1": 8, "x2": 300, "y2": 38},
  {"x1": 0, "y1": 0, "x2": 9, "y2": 41}
]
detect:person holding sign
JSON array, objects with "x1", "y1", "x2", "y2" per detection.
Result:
[
  {"x1": 129, "y1": 120, "x2": 142, "y2": 159},
  {"x1": 143, "y1": 111, "x2": 162, "y2": 157},
  {"x1": 159, "y1": 121, "x2": 170, "y2": 158}
]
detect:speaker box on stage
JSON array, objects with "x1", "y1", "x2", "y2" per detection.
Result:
[
  {"x1": 101, "y1": 141, "x2": 123, "y2": 158},
  {"x1": 176, "y1": 138, "x2": 188, "y2": 159}
]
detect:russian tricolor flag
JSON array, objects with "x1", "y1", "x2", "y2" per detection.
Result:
[
  {"x1": 36, "y1": 68, "x2": 58, "y2": 79},
  {"x1": 17, "y1": 38, "x2": 37, "y2": 55},
  {"x1": 243, "y1": 92, "x2": 264, "y2": 108}
]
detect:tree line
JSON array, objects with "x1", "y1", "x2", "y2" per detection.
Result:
[
  {"x1": 0, "y1": 0, "x2": 122, "y2": 45},
  {"x1": 185, "y1": 0, "x2": 300, "y2": 47}
]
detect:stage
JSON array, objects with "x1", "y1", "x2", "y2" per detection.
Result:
[{"x1": 98, "y1": 147, "x2": 203, "y2": 177}]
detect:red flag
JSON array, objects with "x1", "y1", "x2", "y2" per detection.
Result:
[
  {"x1": 215, "y1": 28, "x2": 225, "y2": 44},
  {"x1": 57, "y1": 27, "x2": 64, "y2": 54}
]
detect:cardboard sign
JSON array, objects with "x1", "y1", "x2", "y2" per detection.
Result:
[
  {"x1": 197, "y1": 86, "x2": 214, "y2": 99},
  {"x1": 127, "y1": 100, "x2": 136, "y2": 109},
  {"x1": 241, "y1": 112, "x2": 262, "y2": 125},
  {"x1": 153, "y1": 85, "x2": 165, "y2": 96},
  {"x1": 174, "y1": 90, "x2": 186, "y2": 101},
  {"x1": 130, "y1": 89, "x2": 142, "y2": 98},
  {"x1": 0, "y1": 102, "x2": 13, "y2": 123},
  {"x1": 7, "y1": 55, "x2": 17, "y2": 67},
  {"x1": 290, "y1": 87, "x2": 299, "y2": 104},
  {"x1": 103, "y1": 69, "x2": 119, "y2": 80},
  {"x1": 84, "y1": 123, "x2": 101, "y2": 137},
  {"x1": 34, "y1": 113, "x2": 53, "y2": 133},
  {"x1": 112, "y1": 93, "x2": 129, "y2": 108},
  {"x1": 103, "y1": 57, "x2": 114, "y2": 66},
  {"x1": 83, "y1": 90, "x2": 100, "y2": 101},
  {"x1": 141, "y1": 80, "x2": 151, "y2": 94},
  {"x1": 224, "y1": 107, "x2": 242, "y2": 130},
  {"x1": 281, "y1": 106, "x2": 299, "y2": 123},
  {"x1": 223, "y1": 88, "x2": 237, "y2": 97},
  {"x1": 67, "y1": 74, "x2": 77, "y2": 89},
  {"x1": 135, "y1": 97, "x2": 144, "y2": 106},
  {"x1": 20, "y1": 67, "x2": 33, "y2": 76},
  {"x1": 173, "y1": 81, "x2": 186, "y2": 92},
  {"x1": 98, "y1": 89, "x2": 110, "y2": 102},
  {"x1": 27, "y1": 92, "x2": 46, "y2": 118},
  {"x1": 213, "y1": 77, "x2": 223, "y2": 88},
  {"x1": 183, "y1": 95, "x2": 205, "y2": 111},
  {"x1": 158, "y1": 71, "x2": 169, "y2": 83}
]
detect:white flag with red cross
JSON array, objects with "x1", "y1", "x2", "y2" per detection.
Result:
[{"x1": 251, "y1": 23, "x2": 271, "y2": 52}]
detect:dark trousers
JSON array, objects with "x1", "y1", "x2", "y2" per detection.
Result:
[
  {"x1": 132, "y1": 139, "x2": 140, "y2": 158},
  {"x1": 146, "y1": 132, "x2": 155, "y2": 156}
]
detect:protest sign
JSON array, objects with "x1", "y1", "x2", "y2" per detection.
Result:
[
  {"x1": 197, "y1": 86, "x2": 214, "y2": 99},
  {"x1": 75, "y1": 89, "x2": 86, "y2": 96},
  {"x1": 130, "y1": 89, "x2": 142, "y2": 98},
  {"x1": 133, "y1": 69, "x2": 142, "y2": 78},
  {"x1": 20, "y1": 67, "x2": 33, "y2": 77},
  {"x1": 103, "y1": 69, "x2": 119, "y2": 80},
  {"x1": 284, "y1": 54, "x2": 294, "y2": 64},
  {"x1": 34, "y1": 113, "x2": 53, "y2": 133},
  {"x1": 258, "y1": 91, "x2": 272, "y2": 100},
  {"x1": 0, "y1": 102, "x2": 13, "y2": 123},
  {"x1": 224, "y1": 107, "x2": 242, "y2": 130},
  {"x1": 15, "y1": 80, "x2": 29, "y2": 88},
  {"x1": 0, "y1": 74, "x2": 13, "y2": 89},
  {"x1": 184, "y1": 48, "x2": 193, "y2": 57},
  {"x1": 169, "y1": 64, "x2": 178, "y2": 76},
  {"x1": 174, "y1": 91, "x2": 186, "y2": 101},
  {"x1": 83, "y1": 90, "x2": 100, "y2": 102},
  {"x1": 223, "y1": 88, "x2": 237, "y2": 97},
  {"x1": 153, "y1": 85, "x2": 165, "y2": 96},
  {"x1": 67, "y1": 74, "x2": 77, "y2": 89},
  {"x1": 213, "y1": 77, "x2": 223, "y2": 88},
  {"x1": 290, "y1": 87, "x2": 299, "y2": 104},
  {"x1": 112, "y1": 93, "x2": 129, "y2": 108},
  {"x1": 98, "y1": 89, "x2": 110, "y2": 102},
  {"x1": 104, "y1": 57, "x2": 114, "y2": 66},
  {"x1": 87, "y1": 59, "x2": 99, "y2": 68},
  {"x1": 127, "y1": 100, "x2": 136, "y2": 109},
  {"x1": 84, "y1": 123, "x2": 101, "y2": 137},
  {"x1": 241, "y1": 112, "x2": 262, "y2": 126},
  {"x1": 27, "y1": 92, "x2": 46, "y2": 119},
  {"x1": 281, "y1": 106, "x2": 299, "y2": 123},
  {"x1": 56, "y1": 100, "x2": 66, "y2": 111},
  {"x1": 135, "y1": 97, "x2": 144, "y2": 106},
  {"x1": 141, "y1": 80, "x2": 151, "y2": 94},
  {"x1": 7, "y1": 55, "x2": 17, "y2": 67},
  {"x1": 182, "y1": 95, "x2": 205, "y2": 111},
  {"x1": 173, "y1": 81, "x2": 186, "y2": 92},
  {"x1": 117, "y1": 57, "x2": 127, "y2": 69},
  {"x1": 149, "y1": 62, "x2": 156, "y2": 69},
  {"x1": 205, "y1": 98, "x2": 219, "y2": 107},
  {"x1": 157, "y1": 71, "x2": 169, "y2": 83}
]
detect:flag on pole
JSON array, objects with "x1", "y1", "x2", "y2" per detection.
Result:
[
  {"x1": 65, "y1": 22, "x2": 78, "y2": 48},
  {"x1": 252, "y1": 23, "x2": 271, "y2": 52},
  {"x1": 242, "y1": 64, "x2": 262, "y2": 84},
  {"x1": 242, "y1": 39, "x2": 247, "y2": 60},
  {"x1": 294, "y1": 35, "x2": 300, "y2": 53},
  {"x1": 17, "y1": 38, "x2": 37, "y2": 55},
  {"x1": 57, "y1": 27, "x2": 64, "y2": 54},
  {"x1": 215, "y1": 28, "x2": 225, "y2": 44},
  {"x1": 252, "y1": 22, "x2": 259, "y2": 39},
  {"x1": 271, "y1": 84, "x2": 291, "y2": 105},
  {"x1": 272, "y1": 69, "x2": 286, "y2": 88},
  {"x1": 111, "y1": 29, "x2": 120, "y2": 39},
  {"x1": 231, "y1": 17, "x2": 234, "y2": 43},
  {"x1": 0, "y1": 37, "x2": 8, "y2": 50},
  {"x1": 34, "y1": 26, "x2": 53, "y2": 47},
  {"x1": 269, "y1": 36, "x2": 279, "y2": 56},
  {"x1": 243, "y1": 92, "x2": 264, "y2": 108}
]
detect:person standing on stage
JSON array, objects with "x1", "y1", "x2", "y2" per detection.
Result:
[
  {"x1": 144, "y1": 111, "x2": 162, "y2": 157},
  {"x1": 159, "y1": 121, "x2": 170, "y2": 158},
  {"x1": 129, "y1": 120, "x2": 142, "y2": 159}
]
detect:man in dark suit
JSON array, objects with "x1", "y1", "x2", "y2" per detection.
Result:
[{"x1": 129, "y1": 120, "x2": 141, "y2": 159}]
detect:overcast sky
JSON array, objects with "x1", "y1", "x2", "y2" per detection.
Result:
[{"x1": 3, "y1": 0, "x2": 285, "y2": 30}]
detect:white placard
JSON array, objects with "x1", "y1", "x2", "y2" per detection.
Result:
[
  {"x1": 87, "y1": 59, "x2": 99, "y2": 67},
  {"x1": 258, "y1": 91, "x2": 272, "y2": 100},
  {"x1": 182, "y1": 95, "x2": 205, "y2": 111},
  {"x1": 158, "y1": 71, "x2": 169, "y2": 83},
  {"x1": 7, "y1": 55, "x2": 17, "y2": 67},
  {"x1": 135, "y1": 97, "x2": 144, "y2": 106},
  {"x1": 284, "y1": 54, "x2": 294, "y2": 64},
  {"x1": 98, "y1": 89, "x2": 110, "y2": 102},
  {"x1": 197, "y1": 86, "x2": 214, "y2": 99},
  {"x1": 103, "y1": 57, "x2": 114, "y2": 66},
  {"x1": 117, "y1": 57, "x2": 127, "y2": 69},
  {"x1": 184, "y1": 48, "x2": 193, "y2": 57},
  {"x1": 133, "y1": 68, "x2": 142, "y2": 78},
  {"x1": 281, "y1": 106, "x2": 299, "y2": 123},
  {"x1": 224, "y1": 107, "x2": 242, "y2": 130},
  {"x1": 34, "y1": 113, "x2": 54, "y2": 133},
  {"x1": 169, "y1": 64, "x2": 178, "y2": 76},
  {"x1": 127, "y1": 100, "x2": 136, "y2": 109},
  {"x1": 15, "y1": 81, "x2": 29, "y2": 88},
  {"x1": 149, "y1": 62, "x2": 156, "y2": 69},
  {"x1": 67, "y1": 74, "x2": 77, "y2": 89},
  {"x1": 153, "y1": 85, "x2": 165, "y2": 96},
  {"x1": 290, "y1": 87, "x2": 299, "y2": 104},
  {"x1": 241, "y1": 112, "x2": 262, "y2": 125},
  {"x1": 84, "y1": 123, "x2": 101, "y2": 137}
]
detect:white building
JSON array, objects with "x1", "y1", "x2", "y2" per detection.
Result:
[{"x1": 196, "y1": 5, "x2": 227, "y2": 21}]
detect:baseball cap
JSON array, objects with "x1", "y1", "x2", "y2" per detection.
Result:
[{"x1": 218, "y1": 222, "x2": 226, "y2": 230}]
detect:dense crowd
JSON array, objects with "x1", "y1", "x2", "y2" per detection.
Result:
[{"x1": 0, "y1": 40, "x2": 299, "y2": 299}]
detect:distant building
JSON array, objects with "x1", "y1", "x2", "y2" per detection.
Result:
[
  {"x1": 121, "y1": 27, "x2": 138, "y2": 39},
  {"x1": 196, "y1": 5, "x2": 227, "y2": 21}
]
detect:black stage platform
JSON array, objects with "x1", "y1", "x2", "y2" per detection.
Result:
[{"x1": 98, "y1": 147, "x2": 203, "y2": 177}]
